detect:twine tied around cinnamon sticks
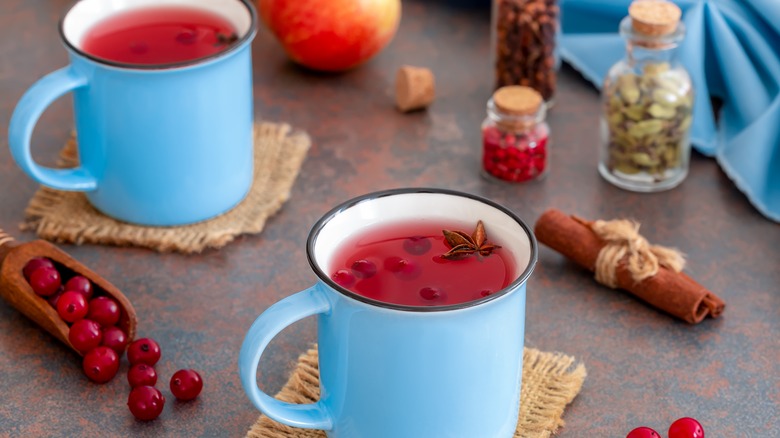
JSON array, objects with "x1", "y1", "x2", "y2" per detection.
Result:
[{"x1": 589, "y1": 219, "x2": 686, "y2": 288}]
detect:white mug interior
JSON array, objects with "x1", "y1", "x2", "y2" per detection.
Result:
[
  {"x1": 61, "y1": 0, "x2": 254, "y2": 50},
  {"x1": 310, "y1": 190, "x2": 535, "y2": 304}
]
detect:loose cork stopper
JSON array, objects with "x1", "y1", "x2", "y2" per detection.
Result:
[
  {"x1": 493, "y1": 86, "x2": 543, "y2": 116},
  {"x1": 395, "y1": 65, "x2": 435, "y2": 112},
  {"x1": 629, "y1": 0, "x2": 681, "y2": 36}
]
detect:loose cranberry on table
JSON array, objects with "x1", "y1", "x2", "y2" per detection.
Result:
[
  {"x1": 64, "y1": 275, "x2": 93, "y2": 300},
  {"x1": 22, "y1": 257, "x2": 54, "y2": 280},
  {"x1": 82, "y1": 346, "x2": 119, "y2": 383},
  {"x1": 127, "y1": 364, "x2": 157, "y2": 388},
  {"x1": 626, "y1": 426, "x2": 661, "y2": 438},
  {"x1": 87, "y1": 296, "x2": 121, "y2": 327},
  {"x1": 128, "y1": 386, "x2": 165, "y2": 421},
  {"x1": 101, "y1": 326, "x2": 129, "y2": 354},
  {"x1": 127, "y1": 338, "x2": 161, "y2": 366},
  {"x1": 170, "y1": 369, "x2": 203, "y2": 401},
  {"x1": 57, "y1": 291, "x2": 89, "y2": 323},
  {"x1": 669, "y1": 417, "x2": 704, "y2": 438},
  {"x1": 28, "y1": 266, "x2": 61, "y2": 297},
  {"x1": 68, "y1": 319, "x2": 103, "y2": 354}
]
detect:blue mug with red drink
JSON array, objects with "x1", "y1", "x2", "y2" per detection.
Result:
[
  {"x1": 8, "y1": 0, "x2": 257, "y2": 226},
  {"x1": 239, "y1": 188, "x2": 538, "y2": 438}
]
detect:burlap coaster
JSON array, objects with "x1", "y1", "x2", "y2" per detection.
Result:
[
  {"x1": 21, "y1": 122, "x2": 310, "y2": 253},
  {"x1": 246, "y1": 346, "x2": 586, "y2": 438}
]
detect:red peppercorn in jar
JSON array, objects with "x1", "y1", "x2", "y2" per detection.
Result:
[{"x1": 481, "y1": 86, "x2": 550, "y2": 183}]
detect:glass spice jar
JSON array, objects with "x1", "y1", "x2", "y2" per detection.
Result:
[
  {"x1": 599, "y1": 0, "x2": 693, "y2": 192},
  {"x1": 492, "y1": 0, "x2": 559, "y2": 104},
  {"x1": 482, "y1": 86, "x2": 550, "y2": 183}
]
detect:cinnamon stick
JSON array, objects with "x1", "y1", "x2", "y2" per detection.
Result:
[{"x1": 534, "y1": 209, "x2": 725, "y2": 324}]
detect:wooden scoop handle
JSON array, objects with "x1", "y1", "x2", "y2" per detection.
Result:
[{"x1": 0, "y1": 228, "x2": 18, "y2": 260}]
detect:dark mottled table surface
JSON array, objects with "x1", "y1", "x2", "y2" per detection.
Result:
[{"x1": 1, "y1": 0, "x2": 778, "y2": 436}]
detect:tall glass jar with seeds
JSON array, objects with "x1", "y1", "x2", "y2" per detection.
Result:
[
  {"x1": 492, "y1": 0, "x2": 559, "y2": 105},
  {"x1": 599, "y1": 0, "x2": 693, "y2": 192}
]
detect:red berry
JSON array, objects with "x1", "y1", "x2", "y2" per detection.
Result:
[
  {"x1": 128, "y1": 386, "x2": 165, "y2": 421},
  {"x1": 419, "y1": 286, "x2": 443, "y2": 301},
  {"x1": 82, "y1": 346, "x2": 119, "y2": 383},
  {"x1": 669, "y1": 417, "x2": 704, "y2": 438},
  {"x1": 127, "y1": 338, "x2": 161, "y2": 366},
  {"x1": 64, "y1": 275, "x2": 93, "y2": 300},
  {"x1": 383, "y1": 256, "x2": 420, "y2": 280},
  {"x1": 331, "y1": 269, "x2": 356, "y2": 288},
  {"x1": 350, "y1": 259, "x2": 377, "y2": 279},
  {"x1": 47, "y1": 287, "x2": 65, "y2": 308},
  {"x1": 402, "y1": 236, "x2": 432, "y2": 255},
  {"x1": 23, "y1": 257, "x2": 54, "y2": 280},
  {"x1": 101, "y1": 326, "x2": 128, "y2": 355},
  {"x1": 626, "y1": 427, "x2": 661, "y2": 438},
  {"x1": 29, "y1": 267, "x2": 61, "y2": 297},
  {"x1": 87, "y1": 296, "x2": 120, "y2": 328},
  {"x1": 57, "y1": 291, "x2": 89, "y2": 323},
  {"x1": 127, "y1": 364, "x2": 157, "y2": 388},
  {"x1": 68, "y1": 319, "x2": 103, "y2": 354},
  {"x1": 170, "y1": 369, "x2": 203, "y2": 401}
]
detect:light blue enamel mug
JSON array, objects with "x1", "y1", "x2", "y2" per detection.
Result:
[
  {"x1": 239, "y1": 188, "x2": 538, "y2": 438},
  {"x1": 8, "y1": 0, "x2": 257, "y2": 226}
]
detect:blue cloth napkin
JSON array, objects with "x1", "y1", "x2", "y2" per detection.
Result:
[{"x1": 560, "y1": 0, "x2": 780, "y2": 222}]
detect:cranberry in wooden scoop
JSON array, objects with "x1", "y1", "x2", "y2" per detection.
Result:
[
  {"x1": 87, "y1": 296, "x2": 121, "y2": 328},
  {"x1": 101, "y1": 326, "x2": 129, "y2": 355},
  {"x1": 82, "y1": 346, "x2": 120, "y2": 383},
  {"x1": 57, "y1": 291, "x2": 89, "y2": 323},
  {"x1": 0, "y1": 229, "x2": 137, "y2": 356},
  {"x1": 68, "y1": 319, "x2": 103, "y2": 354},
  {"x1": 64, "y1": 275, "x2": 93, "y2": 300},
  {"x1": 22, "y1": 257, "x2": 54, "y2": 280},
  {"x1": 29, "y1": 267, "x2": 61, "y2": 297}
]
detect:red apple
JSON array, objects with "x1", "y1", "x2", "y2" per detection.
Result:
[{"x1": 258, "y1": 0, "x2": 401, "y2": 72}]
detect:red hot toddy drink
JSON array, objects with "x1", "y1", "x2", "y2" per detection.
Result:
[
  {"x1": 81, "y1": 6, "x2": 238, "y2": 65},
  {"x1": 329, "y1": 220, "x2": 515, "y2": 306}
]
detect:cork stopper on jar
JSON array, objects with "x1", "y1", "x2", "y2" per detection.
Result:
[
  {"x1": 629, "y1": 0, "x2": 682, "y2": 37},
  {"x1": 493, "y1": 86, "x2": 543, "y2": 116}
]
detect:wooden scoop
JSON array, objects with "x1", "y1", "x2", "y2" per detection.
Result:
[{"x1": 0, "y1": 229, "x2": 136, "y2": 355}]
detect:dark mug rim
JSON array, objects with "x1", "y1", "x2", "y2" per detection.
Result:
[
  {"x1": 58, "y1": 0, "x2": 258, "y2": 71},
  {"x1": 306, "y1": 188, "x2": 539, "y2": 313}
]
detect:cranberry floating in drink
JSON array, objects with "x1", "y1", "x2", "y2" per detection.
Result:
[
  {"x1": 329, "y1": 220, "x2": 513, "y2": 306},
  {"x1": 81, "y1": 5, "x2": 239, "y2": 66}
]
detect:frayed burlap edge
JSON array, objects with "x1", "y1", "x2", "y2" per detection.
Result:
[
  {"x1": 21, "y1": 122, "x2": 310, "y2": 254},
  {"x1": 246, "y1": 346, "x2": 586, "y2": 438}
]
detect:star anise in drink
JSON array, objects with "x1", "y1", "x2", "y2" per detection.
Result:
[
  {"x1": 215, "y1": 32, "x2": 239, "y2": 47},
  {"x1": 441, "y1": 220, "x2": 502, "y2": 260}
]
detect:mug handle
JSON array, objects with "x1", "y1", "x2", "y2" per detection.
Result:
[
  {"x1": 8, "y1": 66, "x2": 97, "y2": 191},
  {"x1": 239, "y1": 285, "x2": 334, "y2": 430}
]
